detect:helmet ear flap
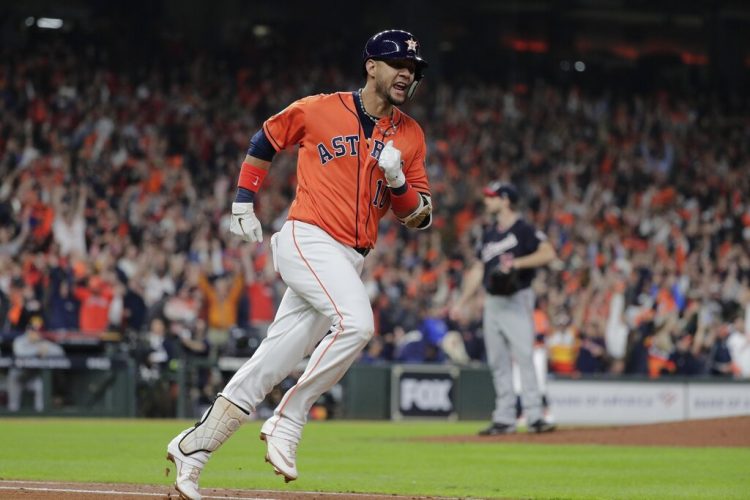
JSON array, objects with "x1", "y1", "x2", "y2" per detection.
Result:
[{"x1": 407, "y1": 80, "x2": 420, "y2": 100}]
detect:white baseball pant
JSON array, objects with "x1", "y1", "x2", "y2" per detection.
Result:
[{"x1": 221, "y1": 220, "x2": 374, "y2": 444}]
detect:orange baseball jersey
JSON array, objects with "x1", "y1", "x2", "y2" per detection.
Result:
[{"x1": 262, "y1": 92, "x2": 430, "y2": 249}]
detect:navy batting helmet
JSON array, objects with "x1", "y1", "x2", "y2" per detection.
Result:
[{"x1": 362, "y1": 29, "x2": 428, "y2": 99}]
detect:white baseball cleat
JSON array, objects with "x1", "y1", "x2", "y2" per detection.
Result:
[
  {"x1": 260, "y1": 432, "x2": 298, "y2": 482},
  {"x1": 167, "y1": 435, "x2": 203, "y2": 500},
  {"x1": 163, "y1": 396, "x2": 248, "y2": 499}
]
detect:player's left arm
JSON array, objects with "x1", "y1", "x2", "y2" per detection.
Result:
[{"x1": 513, "y1": 229, "x2": 557, "y2": 270}]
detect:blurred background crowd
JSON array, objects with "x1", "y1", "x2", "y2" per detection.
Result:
[{"x1": 1, "y1": 0, "x2": 749, "y2": 416}]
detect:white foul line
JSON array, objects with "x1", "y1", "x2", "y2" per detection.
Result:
[{"x1": 0, "y1": 485, "x2": 275, "y2": 499}]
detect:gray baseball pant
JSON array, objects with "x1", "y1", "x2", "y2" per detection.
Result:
[{"x1": 483, "y1": 288, "x2": 543, "y2": 426}]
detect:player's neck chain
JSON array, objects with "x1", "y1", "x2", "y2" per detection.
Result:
[
  {"x1": 357, "y1": 89, "x2": 381, "y2": 123},
  {"x1": 358, "y1": 89, "x2": 398, "y2": 137}
]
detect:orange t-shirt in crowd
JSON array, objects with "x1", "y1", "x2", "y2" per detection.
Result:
[
  {"x1": 263, "y1": 92, "x2": 430, "y2": 249},
  {"x1": 74, "y1": 287, "x2": 113, "y2": 334},
  {"x1": 198, "y1": 273, "x2": 245, "y2": 330}
]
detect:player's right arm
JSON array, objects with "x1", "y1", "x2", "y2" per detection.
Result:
[
  {"x1": 230, "y1": 99, "x2": 308, "y2": 243},
  {"x1": 229, "y1": 140, "x2": 272, "y2": 243}
]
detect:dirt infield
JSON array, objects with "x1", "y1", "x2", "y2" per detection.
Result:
[
  {"x1": 0, "y1": 417, "x2": 747, "y2": 499},
  {"x1": 425, "y1": 415, "x2": 750, "y2": 447}
]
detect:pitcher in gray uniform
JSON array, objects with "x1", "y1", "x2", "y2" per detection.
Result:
[{"x1": 450, "y1": 181, "x2": 557, "y2": 435}]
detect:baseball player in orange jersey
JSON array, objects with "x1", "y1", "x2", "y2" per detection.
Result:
[{"x1": 165, "y1": 29, "x2": 432, "y2": 499}]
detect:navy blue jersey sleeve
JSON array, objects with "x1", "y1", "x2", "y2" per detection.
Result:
[{"x1": 519, "y1": 221, "x2": 542, "y2": 255}]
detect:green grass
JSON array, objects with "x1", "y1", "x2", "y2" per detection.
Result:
[{"x1": 0, "y1": 418, "x2": 748, "y2": 499}]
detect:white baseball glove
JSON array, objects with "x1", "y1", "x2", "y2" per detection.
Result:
[
  {"x1": 377, "y1": 140, "x2": 405, "y2": 188},
  {"x1": 229, "y1": 202, "x2": 263, "y2": 242}
]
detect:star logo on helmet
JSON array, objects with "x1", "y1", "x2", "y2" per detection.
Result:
[{"x1": 406, "y1": 38, "x2": 418, "y2": 52}]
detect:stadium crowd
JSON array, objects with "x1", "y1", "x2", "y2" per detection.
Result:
[{"x1": 1, "y1": 38, "x2": 749, "y2": 414}]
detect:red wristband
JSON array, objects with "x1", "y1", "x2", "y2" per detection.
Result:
[
  {"x1": 238, "y1": 162, "x2": 268, "y2": 192},
  {"x1": 390, "y1": 182, "x2": 420, "y2": 216}
]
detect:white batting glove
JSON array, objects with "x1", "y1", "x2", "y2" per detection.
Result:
[
  {"x1": 229, "y1": 202, "x2": 263, "y2": 242},
  {"x1": 378, "y1": 140, "x2": 405, "y2": 188}
]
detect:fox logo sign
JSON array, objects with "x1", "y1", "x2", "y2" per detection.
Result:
[{"x1": 400, "y1": 378, "x2": 453, "y2": 412}]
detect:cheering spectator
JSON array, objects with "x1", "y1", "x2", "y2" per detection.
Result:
[
  {"x1": 45, "y1": 263, "x2": 80, "y2": 331},
  {"x1": 74, "y1": 275, "x2": 114, "y2": 335},
  {"x1": 51, "y1": 185, "x2": 87, "y2": 257},
  {"x1": 191, "y1": 248, "x2": 246, "y2": 357}
]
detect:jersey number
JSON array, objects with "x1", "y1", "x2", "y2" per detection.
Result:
[{"x1": 372, "y1": 179, "x2": 388, "y2": 208}]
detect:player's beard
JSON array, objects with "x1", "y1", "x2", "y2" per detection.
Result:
[{"x1": 375, "y1": 78, "x2": 406, "y2": 106}]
